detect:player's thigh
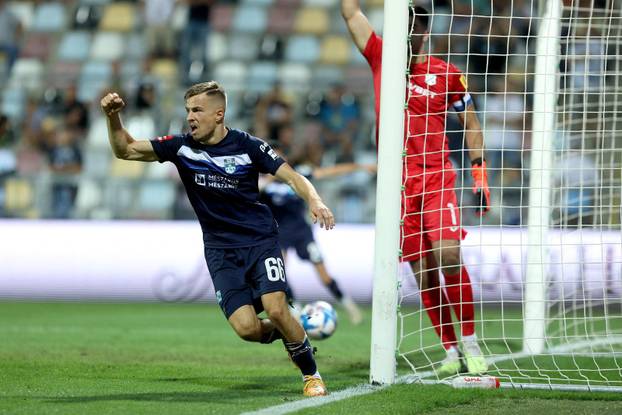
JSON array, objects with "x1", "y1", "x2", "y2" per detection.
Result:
[
  {"x1": 402, "y1": 212, "x2": 432, "y2": 263},
  {"x1": 249, "y1": 240, "x2": 289, "y2": 297},
  {"x1": 204, "y1": 247, "x2": 254, "y2": 319},
  {"x1": 421, "y1": 171, "x2": 465, "y2": 244}
]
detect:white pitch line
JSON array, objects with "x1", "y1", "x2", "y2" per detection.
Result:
[
  {"x1": 239, "y1": 383, "x2": 387, "y2": 415},
  {"x1": 242, "y1": 341, "x2": 622, "y2": 415}
]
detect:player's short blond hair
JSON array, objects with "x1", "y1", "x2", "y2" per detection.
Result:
[{"x1": 184, "y1": 81, "x2": 227, "y2": 108}]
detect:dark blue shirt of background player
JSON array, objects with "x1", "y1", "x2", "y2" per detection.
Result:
[{"x1": 151, "y1": 128, "x2": 284, "y2": 248}]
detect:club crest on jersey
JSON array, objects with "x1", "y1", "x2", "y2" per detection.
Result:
[
  {"x1": 195, "y1": 173, "x2": 206, "y2": 186},
  {"x1": 425, "y1": 74, "x2": 437, "y2": 86},
  {"x1": 224, "y1": 157, "x2": 237, "y2": 174}
]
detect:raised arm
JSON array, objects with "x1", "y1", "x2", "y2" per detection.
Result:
[
  {"x1": 341, "y1": 0, "x2": 373, "y2": 53},
  {"x1": 100, "y1": 92, "x2": 158, "y2": 162},
  {"x1": 274, "y1": 163, "x2": 335, "y2": 230}
]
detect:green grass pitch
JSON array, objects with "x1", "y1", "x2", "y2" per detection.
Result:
[{"x1": 1, "y1": 302, "x2": 621, "y2": 414}]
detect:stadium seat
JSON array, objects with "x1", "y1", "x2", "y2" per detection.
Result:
[
  {"x1": 171, "y1": 4, "x2": 188, "y2": 31},
  {"x1": 79, "y1": 0, "x2": 112, "y2": 5},
  {"x1": 368, "y1": 7, "x2": 384, "y2": 34},
  {"x1": 20, "y1": 33, "x2": 54, "y2": 60},
  {"x1": 57, "y1": 31, "x2": 92, "y2": 62},
  {"x1": 303, "y1": 0, "x2": 337, "y2": 6},
  {"x1": 82, "y1": 147, "x2": 110, "y2": 178},
  {"x1": 47, "y1": 62, "x2": 82, "y2": 89},
  {"x1": 3, "y1": 178, "x2": 34, "y2": 213},
  {"x1": 367, "y1": 0, "x2": 384, "y2": 6},
  {"x1": 151, "y1": 59, "x2": 178, "y2": 81},
  {"x1": 330, "y1": 10, "x2": 349, "y2": 35},
  {"x1": 247, "y1": 62, "x2": 278, "y2": 93},
  {"x1": 31, "y1": 2, "x2": 66, "y2": 32},
  {"x1": 8, "y1": 1, "x2": 34, "y2": 30},
  {"x1": 8, "y1": 59, "x2": 44, "y2": 91},
  {"x1": 229, "y1": 34, "x2": 260, "y2": 61},
  {"x1": 294, "y1": 8, "x2": 329, "y2": 35},
  {"x1": 99, "y1": 2, "x2": 135, "y2": 32},
  {"x1": 86, "y1": 116, "x2": 110, "y2": 150},
  {"x1": 311, "y1": 65, "x2": 344, "y2": 88},
  {"x1": 284, "y1": 36, "x2": 319, "y2": 63},
  {"x1": 210, "y1": 4, "x2": 234, "y2": 32},
  {"x1": 274, "y1": 0, "x2": 301, "y2": 6},
  {"x1": 232, "y1": 5, "x2": 268, "y2": 34},
  {"x1": 109, "y1": 157, "x2": 145, "y2": 179},
  {"x1": 350, "y1": 43, "x2": 368, "y2": 65},
  {"x1": 279, "y1": 63, "x2": 311, "y2": 92},
  {"x1": 119, "y1": 60, "x2": 143, "y2": 90},
  {"x1": 257, "y1": 34, "x2": 284, "y2": 60},
  {"x1": 124, "y1": 34, "x2": 147, "y2": 60},
  {"x1": 344, "y1": 66, "x2": 373, "y2": 94},
  {"x1": 213, "y1": 61, "x2": 247, "y2": 93},
  {"x1": 208, "y1": 32, "x2": 228, "y2": 62},
  {"x1": 1, "y1": 87, "x2": 25, "y2": 121},
  {"x1": 74, "y1": 178, "x2": 104, "y2": 219},
  {"x1": 78, "y1": 60, "x2": 112, "y2": 102},
  {"x1": 136, "y1": 181, "x2": 176, "y2": 218},
  {"x1": 90, "y1": 32, "x2": 124, "y2": 61},
  {"x1": 145, "y1": 162, "x2": 175, "y2": 180},
  {"x1": 242, "y1": 0, "x2": 274, "y2": 5},
  {"x1": 267, "y1": 7, "x2": 296, "y2": 35},
  {"x1": 126, "y1": 113, "x2": 156, "y2": 141},
  {"x1": 319, "y1": 35, "x2": 350, "y2": 65}
]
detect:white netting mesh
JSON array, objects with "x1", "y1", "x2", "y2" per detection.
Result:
[{"x1": 395, "y1": 0, "x2": 622, "y2": 390}]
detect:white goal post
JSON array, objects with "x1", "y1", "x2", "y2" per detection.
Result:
[{"x1": 370, "y1": 0, "x2": 622, "y2": 391}]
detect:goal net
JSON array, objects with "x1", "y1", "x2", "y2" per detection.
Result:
[{"x1": 372, "y1": 0, "x2": 622, "y2": 391}]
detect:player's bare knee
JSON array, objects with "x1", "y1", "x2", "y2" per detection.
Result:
[
  {"x1": 233, "y1": 320, "x2": 261, "y2": 342},
  {"x1": 439, "y1": 248, "x2": 461, "y2": 275},
  {"x1": 264, "y1": 305, "x2": 290, "y2": 326}
]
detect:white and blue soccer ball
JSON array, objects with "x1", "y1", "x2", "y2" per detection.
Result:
[{"x1": 300, "y1": 300, "x2": 338, "y2": 340}]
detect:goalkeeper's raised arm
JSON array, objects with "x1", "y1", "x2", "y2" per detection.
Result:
[{"x1": 341, "y1": 0, "x2": 373, "y2": 53}]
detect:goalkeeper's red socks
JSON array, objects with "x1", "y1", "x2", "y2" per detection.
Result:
[
  {"x1": 443, "y1": 266, "x2": 475, "y2": 337},
  {"x1": 420, "y1": 284, "x2": 458, "y2": 349}
]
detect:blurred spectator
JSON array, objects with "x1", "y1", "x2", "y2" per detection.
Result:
[
  {"x1": 143, "y1": 0, "x2": 176, "y2": 58},
  {"x1": 317, "y1": 84, "x2": 360, "y2": 164},
  {"x1": 0, "y1": 0, "x2": 22, "y2": 76},
  {"x1": 254, "y1": 83, "x2": 294, "y2": 150},
  {"x1": 61, "y1": 85, "x2": 89, "y2": 138},
  {"x1": 0, "y1": 114, "x2": 16, "y2": 214},
  {"x1": 555, "y1": 140, "x2": 599, "y2": 227},
  {"x1": 42, "y1": 119, "x2": 83, "y2": 219},
  {"x1": 180, "y1": 0, "x2": 213, "y2": 84},
  {"x1": 483, "y1": 76, "x2": 526, "y2": 176}
]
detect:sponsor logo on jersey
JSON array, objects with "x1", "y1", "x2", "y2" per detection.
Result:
[
  {"x1": 425, "y1": 74, "x2": 437, "y2": 86},
  {"x1": 224, "y1": 157, "x2": 236, "y2": 174},
  {"x1": 157, "y1": 135, "x2": 174, "y2": 141},
  {"x1": 408, "y1": 81, "x2": 437, "y2": 98},
  {"x1": 195, "y1": 173, "x2": 206, "y2": 186}
]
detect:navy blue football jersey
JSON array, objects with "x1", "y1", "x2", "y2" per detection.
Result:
[
  {"x1": 151, "y1": 128, "x2": 285, "y2": 248},
  {"x1": 260, "y1": 164, "x2": 314, "y2": 234}
]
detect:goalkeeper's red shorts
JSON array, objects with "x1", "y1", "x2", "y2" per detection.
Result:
[{"x1": 401, "y1": 168, "x2": 467, "y2": 263}]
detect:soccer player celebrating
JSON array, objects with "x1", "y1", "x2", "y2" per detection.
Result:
[
  {"x1": 101, "y1": 81, "x2": 330, "y2": 396},
  {"x1": 260, "y1": 148, "x2": 372, "y2": 325},
  {"x1": 341, "y1": 1, "x2": 490, "y2": 375}
]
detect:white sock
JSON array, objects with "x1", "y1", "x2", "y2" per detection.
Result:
[{"x1": 446, "y1": 345, "x2": 459, "y2": 356}]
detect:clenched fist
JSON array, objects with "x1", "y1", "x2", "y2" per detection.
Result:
[{"x1": 100, "y1": 93, "x2": 125, "y2": 116}]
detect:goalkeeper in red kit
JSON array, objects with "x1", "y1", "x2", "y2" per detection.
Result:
[{"x1": 342, "y1": 1, "x2": 490, "y2": 375}]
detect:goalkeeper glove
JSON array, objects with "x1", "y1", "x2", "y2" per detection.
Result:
[{"x1": 471, "y1": 157, "x2": 490, "y2": 216}]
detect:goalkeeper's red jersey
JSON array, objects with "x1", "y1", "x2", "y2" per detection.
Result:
[{"x1": 363, "y1": 32, "x2": 472, "y2": 173}]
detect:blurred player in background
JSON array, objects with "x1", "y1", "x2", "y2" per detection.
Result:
[
  {"x1": 342, "y1": 1, "x2": 490, "y2": 376},
  {"x1": 101, "y1": 81, "x2": 331, "y2": 396},
  {"x1": 260, "y1": 142, "x2": 374, "y2": 325}
]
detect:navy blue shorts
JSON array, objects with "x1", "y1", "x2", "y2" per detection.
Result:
[
  {"x1": 204, "y1": 240, "x2": 288, "y2": 319},
  {"x1": 279, "y1": 225, "x2": 324, "y2": 264}
]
